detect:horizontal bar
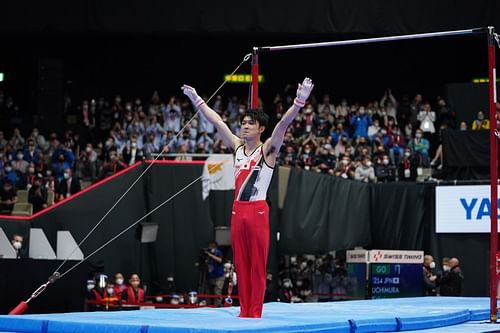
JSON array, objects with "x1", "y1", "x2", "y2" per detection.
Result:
[{"x1": 258, "y1": 28, "x2": 485, "y2": 52}]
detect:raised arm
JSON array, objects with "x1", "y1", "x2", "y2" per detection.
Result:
[
  {"x1": 264, "y1": 78, "x2": 314, "y2": 165},
  {"x1": 181, "y1": 85, "x2": 242, "y2": 150}
]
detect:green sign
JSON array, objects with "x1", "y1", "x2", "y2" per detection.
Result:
[
  {"x1": 224, "y1": 74, "x2": 264, "y2": 83},
  {"x1": 0, "y1": 73, "x2": 4, "y2": 82}
]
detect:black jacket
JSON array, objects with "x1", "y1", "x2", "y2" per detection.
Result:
[{"x1": 437, "y1": 266, "x2": 463, "y2": 296}]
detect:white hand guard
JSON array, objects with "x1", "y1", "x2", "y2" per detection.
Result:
[
  {"x1": 294, "y1": 77, "x2": 314, "y2": 108},
  {"x1": 181, "y1": 84, "x2": 205, "y2": 108}
]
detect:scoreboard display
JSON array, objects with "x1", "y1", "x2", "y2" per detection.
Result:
[
  {"x1": 370, "y1": 263, "x2": 423, "y2": 298},
  {"x1": 347, "y1": 249, "x2": 424, "y2": 300}
]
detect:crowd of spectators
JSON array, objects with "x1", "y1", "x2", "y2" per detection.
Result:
[
  {"x1": 2, "y1": 87, "x2": 499, "y2": 216},
  {"x1": 277, "y1": 253, "x2": 358, "y2": 303}
]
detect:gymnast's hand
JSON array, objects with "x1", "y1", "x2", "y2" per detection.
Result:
[
  {"x1": 181, "y1": 84, "x2": 203, "y2": 106},
  {"x1": 295, "y1": 77, "x2": 314, "y2": 107}
]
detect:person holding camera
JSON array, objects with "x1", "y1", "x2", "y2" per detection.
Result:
[{"x1": 205, "y1": 240, "x2": 225, "y2": 306}]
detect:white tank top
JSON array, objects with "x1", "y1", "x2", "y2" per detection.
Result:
[{"x1": 233, "y1": 144, "x2": 274, "y2": 201}]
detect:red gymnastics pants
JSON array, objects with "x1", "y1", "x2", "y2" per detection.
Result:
[{"x1": 231, "y1": 200, "x2": 270, "y2": 318}]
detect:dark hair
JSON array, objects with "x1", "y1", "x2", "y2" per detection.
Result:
[{"x1": 240, "y1": 109, "x2": 269, "y2": 128}]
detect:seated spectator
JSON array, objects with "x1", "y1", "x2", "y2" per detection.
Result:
[
  {"x1": 0, "y1": 179, "x2": 17, "y2": 214},
  {"x1": 24, "y1": 163, "x2": 37, "y2": 190},
  {"x1": 408, "y1": 129, "x2": 430, "y2": 166},
  {"x1": 121, "y1": 273, "x2": 145, "y2": 305},
  {"x1": 28, "y1": 175, "x2": 48, "y2": 213},
  {"x1": 374, "y1": 154, "x2": 396, "y2": 182},
  {"x1": 331, "y1": 123, "x2": 349, "y2": 146},
  {"x1": 334, "y1": 154, "x2": 355, "y2": 180},
  {"x1": 113, "y1": 272, "x2": 127, "y2": 299},
  {"x1": 100, "y1": 151, "x2": 128, "y2": 178},
  {"x1": 56, "y1": 168, "x2": 81, "y2": 200},
  {"x1": 13, "y1": 149, "x2": 29, "y2": 174},
  {"x1": 78, "y1": 143, "x2": 98, "y2": 181},
  {"x1": 23, "y1": 140, "x2": 41, "y2": 166},
  {"x1": 10, "y1": 233, "x2": 27, "y2": 258},
  {"x1": 471, "y1": 111, "x2": 489, "y2": 131},
  {"x1": 298, "y1": 144, "x2": 314, "y2": 171},
  {"x1": 52, "y1": 152, "x2": 72, "y2": 182},
  {"x1": 354, "y1": 156, "x2": 375, "y2": 183}
]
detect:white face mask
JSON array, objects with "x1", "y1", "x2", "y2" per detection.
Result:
[
  {"x1": 131, "y1": 142, "x2": 137, "y2": 148},
  {"x1": 443, "y1": 265, "x2": 450, "y2": 272},
  {"x1": 366, "y1": 161, "x2": 372, "y2": 167},
  {"x1": 429, "y1": 261, "x2": 436, "y2": 269},
  {"x1": 115, "y1": 278, "x2": 124, "y2": 285},
  {"x1": 404, "y1": 152, "x2": 411, "y2": 157},
  {"x1": 415, "y1": 133, "x2": 422, "y2": 139},
  {"x1": 86, "y1": 147, "x2": 92, "y2": 152},
  {"x1": 17, "y1": 154, "x2": 24, "y2": 160},
  {"x1": 382, "y1": 159, "x2": 390, "y2": 165},
  {"x1": 107, "y1": 287, "x2": 114, "y2": 295},
  {"x1": 63, "y1": 173, "x2": 69, "y2": 180},
  {"x1": 12, "y1": 241, "x2": 22, "y2": 250},
  {"x1": 87, "y1": 284, "x2": 95, "y2": 291}
]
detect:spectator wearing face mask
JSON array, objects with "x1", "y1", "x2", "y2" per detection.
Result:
[
  {"x1": 13, "y1": 149, "x2": 29, "y2": 174},
  {"x1": 408, "y1": 129, "x2": 430, "y2": 167},
  {"x1": 459, "y1": 122, "x2": 468, "y2": 131},
  {"x1": 121, "y1": 273, "x2": 145, "y2": 305},
  {"x1": 24, "y1": 163, "x2": 37, "y2": 190},
  {"x1": 113, "y1": 272, "x2": 127, "y2": 299},
  {"x1": 351, "y1": 107, "x2": 372, "y2": 138},
  {"x1": 10, "y1": 233, "x2": 26, "y2": 259},
  {"x1": 52, "y1": 153, "x2": 72, "y2": 182},
  {"x1": 56, "y1": 168, "x2": 81, "y2": 200},
  {"x1": 423, "y1": 255, "x2": 437, "y2": 296},
  {"x1": 355, "y1": 157, "x2": 375, "y2": 183},
  {"x1": 335, "y1": 154, "x2": 355, "y2": 180},
  {"x1": 298, "y1": 144, "x2": 315, "y2": 171},
  {"x1": 398, "y1": 148, "x2": 418, "y2": 181},
  {"x1": 331, "y1": 123, "x2": 349, "y2": 146},
  {"x1": 122, "y1": 136, "x2": 145, "y2": 166},
  {"x1": 471, "y1": 111, "x2": 490, "y2": 131},
  {"x1": 78, "y1": 143, "x2": 98, "y2": 181},
  {"x1": 436, "y1": 257, "x2": 463, "y2": 296},
  {"x1": 28, "y1": 175, "x2": 48, "y2": 213},
  {"x1": 100, "y1": 151, "x2": 128, "y2": 179},
  {"x1": 0, "y1": 179, "x2": 17, "y2": 214},
  {"x1": 374, "y1": 154, "x2": 396, "y2": 183},
  {"x1": 417, "y1": 103, "x2": 436, "y2": 135}
]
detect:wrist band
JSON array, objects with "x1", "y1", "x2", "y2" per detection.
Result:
[
  {"x1": 195, "y1": 98, "x2": 205, "y2": 108},
  {"x1": 294, "y1": 98, "x2": 305, "y2": 108}
]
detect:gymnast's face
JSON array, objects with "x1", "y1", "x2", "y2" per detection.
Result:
[{"x1": 240, "y1": 116, "x2": 264, "y2": 140}]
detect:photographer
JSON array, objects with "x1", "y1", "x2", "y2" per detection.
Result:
[{"x1": 204, "y1": 240, "x2": 225, "y2": 306}]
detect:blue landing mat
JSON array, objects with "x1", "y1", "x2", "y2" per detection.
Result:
[{"x1": 0, "y1": 297, "x2": 495, "y2": 333}]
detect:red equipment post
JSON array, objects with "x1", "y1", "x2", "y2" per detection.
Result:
[
  {"x1": 488, "y1": 26, "x2": 498, "y2": 323},
  {"x1": 251, "y1": 47, "x2": 259, "y2": 109}
]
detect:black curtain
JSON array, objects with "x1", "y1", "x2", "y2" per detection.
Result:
[
  {"x1": 442, "y1": 130, "x2": 500, "y2": 180},
  {"x1": 146, "y1": 163, "x2": 213, "y2": 294},
  {"x1": 280, "y1": 169, "x2": 372, "y2": 254},
  {"x1": 370, "y1": 182, "x2": 426, "y2": 250}
]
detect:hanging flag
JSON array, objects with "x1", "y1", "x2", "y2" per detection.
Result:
[{"x1": 202, "y1": 154, "x2": 234, "y2": 200}]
